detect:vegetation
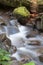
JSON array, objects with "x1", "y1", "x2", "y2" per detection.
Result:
[
  {"x1": 24, "y1": 61, "x2": 35, "y2": 65},
  {"x1": 0, "y1": 48, "x2": 12, "y2": 65},
  {"x1": 0, "y1": 0, "x2": 43, "y2": 7},
  {"x1": 0, "y1": 0, "x2": 30, "y2": 7}
]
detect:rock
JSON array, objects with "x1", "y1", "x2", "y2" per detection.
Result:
[
  {"x1": 0, "y1": 33, "x2": 17, "y2": 53},
  {"x1": 0, "y1": 33, "x2": 11, "y2": 49},
  {"x1": 0, "y1": 33, "x2": 11, "y2": 46},
  {"x1": 39, "y1": 55, "x2": 43, "y2": 62},
  {"x1": 13, "y1": 6, "x2": 30, "y2": 17},
  {"x1": 11, "y1": 60, "x2": 22, "y2": 65},
  {"x1": 0, "y1": 17, "x2": 7, "y2": 26}
]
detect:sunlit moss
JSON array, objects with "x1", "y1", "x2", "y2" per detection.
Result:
[{"x1": 13, "y1": 6, "x2": 30, "y2": 17}]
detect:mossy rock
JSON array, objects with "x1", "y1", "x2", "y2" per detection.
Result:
[{"x1": 13, "y1": 6, "x2": 30, "y2": 17}]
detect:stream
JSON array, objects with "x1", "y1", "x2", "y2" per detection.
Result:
[{"x1": 0, "y1": 5, "x2": 43, "y2": 65}]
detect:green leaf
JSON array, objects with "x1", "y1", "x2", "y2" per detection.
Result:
[
  {"x1": 2, "y1": 56, "x2": 10, "y2": 61},
  {"x1": 0, "y1": 48, "x2": 10, "y2": 61},
  {"x1": 23, "y1": 61, "x2": 35, "y2": 65},
  {"x1": 0, "y1": 48, "x2": 11, "y2": 65}
]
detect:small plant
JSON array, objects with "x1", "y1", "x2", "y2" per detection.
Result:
[{"x1": 0, "y1": 48, "x2": 12, "y2": 65}]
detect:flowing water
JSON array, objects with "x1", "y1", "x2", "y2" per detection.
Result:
[{"x1": 0, "y1": 4, "x2": 43, "y2": 65}]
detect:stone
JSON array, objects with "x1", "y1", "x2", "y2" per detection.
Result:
[
  {"x1": 13, "y1": 6, "x2": 30, "y2": 17},
  {"x1": 0, "y1": 33, "x2": 17, "y2": 53}
]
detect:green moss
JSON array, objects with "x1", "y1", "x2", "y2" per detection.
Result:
[{"x1": 13, "y1": 6, "x2": 30, "y2": 17}]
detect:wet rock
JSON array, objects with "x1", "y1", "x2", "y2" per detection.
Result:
[
  {"x1": 0, "y1": 33, "x2": 17, "y2": 53},
  {"x1": 0, "y1": 33, "x2": 11, "y2": 49},
  {"x1": 11, "y1": 60, "x2": 22, "y2": 65},
  {"x1": 0, "y1": 17, "x2": 7, "y2": 26},
  {"x1": 0, "y1": 33, "x2": 6, "y2": 42},
  {"x1": 0, "y1": 33, "x2": 11, "y2": 46},
  {"x1": 9, "y1": 46, "x2": 17, "y2": 54},
  {"x1": 39, "y1": 55, "x2": 43, "y2": 62}
]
